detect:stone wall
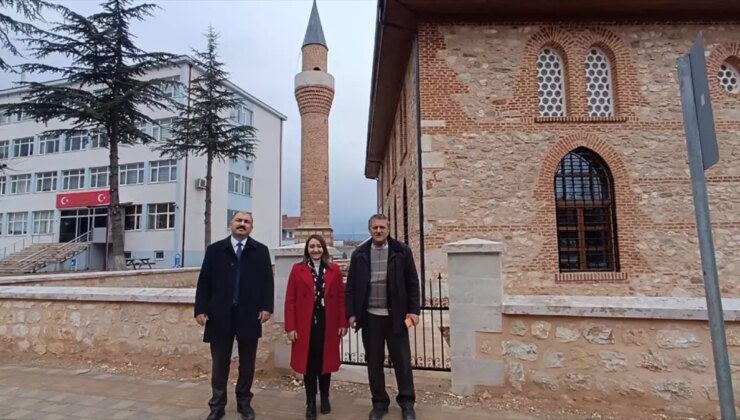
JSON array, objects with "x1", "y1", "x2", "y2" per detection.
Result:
[
  {"x1": 402, "y1": 21, "x2": 740, "y2": 297},
  {"x1": 0, "y1": 287, "x2": 284, "y2": 378},
  {"x1": 443, "y1": 238, "x2": 740, "y2": 416},
  {"x1": 486, "y1": 315, "x2": 739, "y2": 416},
  {"x1": 0, "y1": 268, "x2": 199, "y2": 288}
]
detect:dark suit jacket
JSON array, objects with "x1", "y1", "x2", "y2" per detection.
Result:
[
  {"x1": 195, "y1": 236, "x2": 274, "y2": 343},
  {"x1": 345, "y1": 237, "x2": 421, "y2": 334}
]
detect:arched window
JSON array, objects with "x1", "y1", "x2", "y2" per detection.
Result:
[
  {"x1": 585, "y1": 48, "x2": 614, "y2": 117},
  {"x1": 554, "y1": 147, "x2": 619, "y2": 272},
  {"x1": 718, "y1": 59, "x2": 739, "y2": 93},
  {"x1": 537, "y1": 48, "x2": 566, "y2": 117}
]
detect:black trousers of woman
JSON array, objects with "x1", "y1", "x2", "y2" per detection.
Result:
[{"x1": 304, "y1": 307, "x2": 331, "y2": 398}]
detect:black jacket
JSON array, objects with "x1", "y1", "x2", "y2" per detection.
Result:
[
  {"x1": 345, "y1": 237, "x2": 421, "y2": 334},
  {"x1": 194, "y1": 236, "x2": 274, "y2": 342}
]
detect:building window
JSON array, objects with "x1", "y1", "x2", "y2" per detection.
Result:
[
  {"x1": 148, "y1": 202, "x2": 176, "y2": 230},
  {"x1": 123, "y1": 204, "x2": 142, "y2": 231},
  {"x1": 35, "y1": 171, "x2": 58, "y2": 192},
  {"x1": 230, "y1": 105, "x2": 253, "y2": 125},
  {"x1": 228, "y1": 173, "x2": 252, "y2": 196},
  {"x1": 119, "y1": 162, "x2": 145, "y2": 186},
  {"x1": 150, "y1": 159, "x2": 177, "y2": 183},
  {"x1": 0, "y1": 140, "x2": 8, "y2": 159},
  {"x1": 90, "y1": 129, "x2": 109, "y2": 149},
  {"x1": 0, "y1": 176, "x2": 5, "y2": 195},
  {"x1": 585, "y1": 48, "x2": 614, "y2": 117},
  {"x1": 33, "y1": 210, "x2": 54, "y2": 234},
  {"x1": 555, "y1": 147, "x2": 619, "y2": 272},
  {"x1": 12, "y1": 137, "x2": 34, "y2": 157},
  {"x1": 90, "y1": 166, "x2": 109, "y2": 188},
  {"x1": 7, "y1": 212, "x2": 28, "y2": 235},
  {"x1": 154, "y1": 250, "x2": 165, "y2": 260},
  {"x1": 157, "y1": 76, "x2": 182, "y2": 99},
  {"x1": 39, "y1": 135, "x2": 60, "y2": 155},
  {"x1": 62, "y1": 169, "x2": 86, "y2": 191},
  {"x1": 227, "y1": 209, "x2": 239, "y2": 228},
  {"x1": 152, "y1": 118, "x2": 173, "y2": 140},
  {"x1": 537, "y1": 48, "x2": 566, "y2": 117},
  {"x1": 0, "y1": 112, "x2": 29, "y2": 125},
  {"x1": 64, "y1": 133, "x2": 89, "y2": 152},
  {"x1": 9, "y1": 174, "x2": 31, "y2": 194},
  {"x1": 718, "y1": 60, "x2": 739, "y2": 93},
  {"x1": 0, "y1": 214, "x2": 3, "y2": 234},
  {"x1": 124, "y1": 251, "x2": 132, "y2": 259}
]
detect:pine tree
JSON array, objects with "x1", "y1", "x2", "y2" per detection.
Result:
[
  {"x1": 157, "y1": 26, "x2": 257, "y2": 249},
  {"x1": 0, "y1": 0, "x2": 178, "y2": 270},
  {"x1": 0, "y1": 0, "x2": 55, "y2": 72}
]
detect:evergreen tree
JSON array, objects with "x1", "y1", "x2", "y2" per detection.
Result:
[
  {"x1": 157, "y1": 26, "x2": 257, "y2": 249},
  {"x1": 0, "y1": 0, "x2": 55, "y2": 72},
  {"x1": 0, "y1": 0, "x2": 178, "y2": 270}
]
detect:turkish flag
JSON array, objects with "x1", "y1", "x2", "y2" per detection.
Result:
[{"x1": 56, "y1": 190, "x2": 111, "y2": 209}]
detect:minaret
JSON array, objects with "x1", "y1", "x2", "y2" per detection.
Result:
[{"x1": 294, "y1": 0, "x2": 334, "y2": 245}]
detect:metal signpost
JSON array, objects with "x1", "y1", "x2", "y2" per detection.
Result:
[{"x1": 677, "y1": 33, "x2": 736, "y2": 420}]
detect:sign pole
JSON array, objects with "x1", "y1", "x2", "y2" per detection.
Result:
[{"x1": 677, "y1": 35, "x2": 736, "y2": 420}]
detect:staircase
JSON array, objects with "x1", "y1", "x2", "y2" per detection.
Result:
[{"x1": 0, "y1": 237, "x2": 89, "y2": 276}]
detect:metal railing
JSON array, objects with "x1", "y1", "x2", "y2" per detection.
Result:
[
  {"x1": 0, "y1": 234, "x2": 54, "y2": 260},
  {"x1": 341, "y1": 273, "x2": 451, "y2": 372}
]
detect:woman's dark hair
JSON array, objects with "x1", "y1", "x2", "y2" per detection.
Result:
[{"x1": 302, "y1": 234, "x2": 331, "y2": 265}]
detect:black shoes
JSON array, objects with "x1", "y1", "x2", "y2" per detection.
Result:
[
  {"x1": 319, "y1": 393, "x2": 331, "y2": 414},
  {"x1": 205, "y1": 408, "x2": 225, "y2": 420},
  {"x1": 401, "y1": 406, "x2": 417, "y2": 420},
  {"x1": 305, "y1": 396, "x2": 317, "y2": 419},
  {"x1": 368, "y1": 406, "x2": 388, "y2": 420},
  {"x1": 237, "y1": 404, "x2": 256, "y2": 420}
]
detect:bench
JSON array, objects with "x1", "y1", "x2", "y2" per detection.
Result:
[{"x1": 125, "y1": 258, "x2": 156, "y2": 270}]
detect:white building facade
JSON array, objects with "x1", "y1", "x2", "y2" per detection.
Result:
[{"x1": 0, "y1": 58, "x2": 285, "y2": 270}]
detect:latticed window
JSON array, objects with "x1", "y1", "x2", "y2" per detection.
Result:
[
  {"x1": 537, "y1": 48, "x2": 566, "y2": 117},
  {"x1": 718, "y1": 60, "x2": 739, "y2": 93},
  {"x1": 585, "y1": 48, "x2": 614, "y2": 117},
  {"x1": 554, "y1": 148, "x2": 619, "y2": 272}
]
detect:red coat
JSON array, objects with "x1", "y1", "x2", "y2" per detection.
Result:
[{"x1": 284, "y1": 262, "x2": 348, "y2": 374}]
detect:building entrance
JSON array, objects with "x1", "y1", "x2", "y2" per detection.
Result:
[{"x1": 59, "y1": 208, "x2": 108, "y2": 242}]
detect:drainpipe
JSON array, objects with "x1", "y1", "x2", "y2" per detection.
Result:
[{"x1": 181, "y1": 63, "x2": 192, "y2": 266}]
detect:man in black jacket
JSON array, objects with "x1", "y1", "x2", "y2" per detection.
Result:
[
  {"x1": 195, "y1": 211, "x2": 274, "y2": 420},
  {"x1": 346, "y1": 214, "x2": 421, "y2": 420}
]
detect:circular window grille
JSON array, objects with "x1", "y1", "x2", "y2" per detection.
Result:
[
  {"x1": 537, "y1": 48, "x2": 566, "y2": 117},
  {"x1": 585, "y1": 49, "x2": 614, "y2": 117},
  {"x1": 718, "y1": 61, "x2": 739, "y2": 93}
]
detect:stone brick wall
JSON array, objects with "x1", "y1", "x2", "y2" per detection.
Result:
[
  {"x1": 482, "y1": 315, "x2": 740, "y2": 416},
  {"x1": 379, "y1": 52, "x2": 425, "y2": 280},
  {"x1": 0, "y1": 290, "x2": 284, "y2": 378},
  {"x1": 408, "y1": 21, "x2": 740, "y2": 296},
  {"x1": 0, "y1": 269, "x2": 199, "y2": 288}
]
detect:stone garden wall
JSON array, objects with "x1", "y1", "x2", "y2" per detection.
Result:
[{"x1": 0, "y1": 268, "x2": 199, "y2": 288}]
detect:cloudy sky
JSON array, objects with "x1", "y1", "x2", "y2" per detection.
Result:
[{"x1": 0, "y1": 0, "x2": 378, "y2": 238}]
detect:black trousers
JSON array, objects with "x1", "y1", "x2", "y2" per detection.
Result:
[
  {"x1": 304, "y1": 307, "x2": 331, "y2": 398},
  {"x1": 361, "y1": 312, "x2": 415, "y2": 409},
  {"x1": 208, "y1": 308, "x2": 258, "y2": 410}
]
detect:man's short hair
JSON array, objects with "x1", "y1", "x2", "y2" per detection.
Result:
[
  {"x1": 368, "y1": 213, "x2": 389, "y2": 229},
  {"x1": 233, "y1": 211, "x2": 253, "y2": 221}
]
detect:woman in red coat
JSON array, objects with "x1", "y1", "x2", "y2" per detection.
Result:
[{"x1": 285, "y1": 234, "x2": 348, "y2": 419}]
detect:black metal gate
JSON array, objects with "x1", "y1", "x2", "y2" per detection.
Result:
[{"x1": 341, "y1": 273, "x2": 450, "y2": 371}]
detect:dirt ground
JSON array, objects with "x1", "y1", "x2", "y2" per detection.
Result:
[{"x1": 0, "y1": 352, "x2": 719, "y2": 420}]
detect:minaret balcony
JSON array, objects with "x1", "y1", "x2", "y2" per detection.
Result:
[{"x1": 295, "y1": 71, "x2": 335, "y2": 91}]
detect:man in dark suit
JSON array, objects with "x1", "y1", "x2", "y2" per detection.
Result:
[
  {"x1": 346, "y1": 214, "x2": 420, "y2": 420},
  {"x1": 195, "y1": 211, "x2": 274, "y2": 420}
]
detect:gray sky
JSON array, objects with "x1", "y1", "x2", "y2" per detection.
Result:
[{"x1": 0, "y1": 0, "x2": 378, "y2": 237}]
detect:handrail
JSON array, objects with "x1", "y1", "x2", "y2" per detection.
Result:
[{"x1": 0, "y1": 234, "x2": 54, "y2": 259}]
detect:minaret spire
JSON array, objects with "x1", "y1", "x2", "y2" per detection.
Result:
[
  {"x1": 302, "y1": 0, "x2": 327, "y2": 48},
  {"x1": 294, "y1": 0, "x2": 334, "y2": 245}
]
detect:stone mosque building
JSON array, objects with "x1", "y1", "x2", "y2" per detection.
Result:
[{"x1": 364, "y1": 0, "x2": 740, "y2": 297}]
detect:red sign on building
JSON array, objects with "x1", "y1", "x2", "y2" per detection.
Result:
[{"x1": 56, "y1": 190, "x2": 111, "y2": 209}]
